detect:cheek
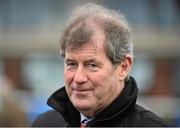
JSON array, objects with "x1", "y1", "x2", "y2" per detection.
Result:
[
  {"x1": 64, "y1": 71, "x2": 74, "y2": 97},
  {"x1": 90, "y1": 73, "x2": 110, "y2": 92},
  {"x1": 64, "y1": 70, "x2": 74, "y2": 85},
  {"x1": 92, "y1": 71, "x2": 118, "y2": 91}
]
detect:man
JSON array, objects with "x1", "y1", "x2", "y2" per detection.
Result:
[{"x1": 32, "y1": 3, "x2": 172, "y2": 127}]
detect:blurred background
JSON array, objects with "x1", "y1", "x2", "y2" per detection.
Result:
[{"x1": 0, "y1": 0, "x2": 180, "y2": 126}]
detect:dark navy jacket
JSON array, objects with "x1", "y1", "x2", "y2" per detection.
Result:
[{"x1": 32, "y1": 77, "x2": 172, "y2": 127}]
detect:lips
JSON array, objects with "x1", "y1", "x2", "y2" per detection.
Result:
[
  {"x1": 73, "y1": 88, "x2": 92, "y2": 93},
  {"x1": 73, "y1": 88, "x2": 89, "y2": 91},
  {"x1": 72, "y1": 88, "x2": 92, "y2": 96},
  {"x1": 71, "y1": 84, "x2": 91, "y2": 91}
]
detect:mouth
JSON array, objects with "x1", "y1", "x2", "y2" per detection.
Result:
[
  {"x1": 73, "y1": 88, "x2": 91, "y2": 92},
  {"x1": 72, "y1": 88, "x2": 92, "y2": 96}
]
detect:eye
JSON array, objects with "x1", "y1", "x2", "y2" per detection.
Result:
[
  {"x1": 88, "y1": 63, "x2": 97, "y2": 68},
  {"x1": 87, "y1": 63, "x2": 99, "y2": 71},
  {"x1": 65, "y1": 61, "x2": 77, "y2": 70},
  {"x1": 67, "y1": 62, "x2": 76, "y2": 66}
]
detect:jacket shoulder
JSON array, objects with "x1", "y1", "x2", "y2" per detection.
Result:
[
  {"x1": 128, "y1": 105, "x2": 173, "y2": 127},
  {"x1": 32, "y1": 110, "x2": 67, "y2": 127}
]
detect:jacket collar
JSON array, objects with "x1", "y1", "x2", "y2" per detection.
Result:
[
  {"x1": 47, "y1": 76, "x2": 138, "y2": 126},
  {"x1": 94, "y1": 76, "x2": 138, "y2": 122},
  {"x1": 47, "y1": 87, "x2": 80, "y2": 126}
]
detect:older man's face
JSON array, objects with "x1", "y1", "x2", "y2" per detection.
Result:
[{"x1": 64, "y1": 29, "x2": 124, "y2": 117}]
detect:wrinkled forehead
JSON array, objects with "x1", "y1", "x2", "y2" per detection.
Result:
[
  {"x1": 66, "y1": 39, "x2": 105, "y2": 55},
  {"x1": 65, "y1": 40, "x2": 109, "y2": 64}
]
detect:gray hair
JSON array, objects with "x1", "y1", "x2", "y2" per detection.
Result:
[{"x1": 60, "y1": 3, "x2": 133, "y2": 65}]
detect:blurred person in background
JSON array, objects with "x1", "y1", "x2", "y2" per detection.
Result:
[
  {"x1": 32, "y1": 3, "x2": 173, "y2": 127},
  {"x1": 0, "y1": 75, "x2": 28, "y2": 126}
]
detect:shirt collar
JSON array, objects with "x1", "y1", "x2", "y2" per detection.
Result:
[{"x1": 80, "y1": 113, "x2": 93, "y2": 123}]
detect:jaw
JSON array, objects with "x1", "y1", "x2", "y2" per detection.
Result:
[{"x1": 70, "y1": 92, "x2": 97, "y2": 117}]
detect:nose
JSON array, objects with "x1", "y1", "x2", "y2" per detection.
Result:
[{"x1": 73, "y1": 66, "x2": 88, "y2": 84}]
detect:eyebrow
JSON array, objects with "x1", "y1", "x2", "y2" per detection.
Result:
[
  {"x1": 84, "y1": 58, "x2": 103, "y2": 66},
  {"x1": 64, "y1": 58, "x2": 102, "y2": 65},
  {"x1": 64, "y1": 58, "x2": 76, "y2": 62},
  {"x1": 85, "y1": 58, "x2": 98, "y2": 63}
]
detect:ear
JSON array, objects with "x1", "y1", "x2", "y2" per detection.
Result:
[{"x1": 118, "y1": 55, "x2": 133, "y2": 81}]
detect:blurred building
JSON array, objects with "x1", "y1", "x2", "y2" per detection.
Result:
[{"x1": 0, "y1": 0, "x2": 180, "y2": 126}]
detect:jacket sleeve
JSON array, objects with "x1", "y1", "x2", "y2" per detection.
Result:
[{"x1": 32, "y1": 110, "x2": 68, "y2": 127}]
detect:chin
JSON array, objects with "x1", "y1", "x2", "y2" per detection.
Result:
[{"x1": 74, "y1": 101, "x2": 92, "y2": 111}]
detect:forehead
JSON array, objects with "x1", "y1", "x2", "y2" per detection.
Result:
[{"x1": 66, "y1": 39, "x2": 105, "y2": 58}]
